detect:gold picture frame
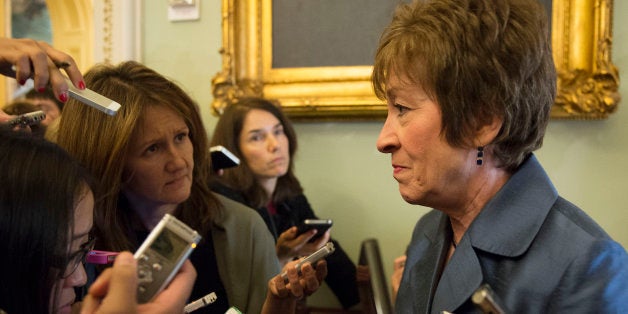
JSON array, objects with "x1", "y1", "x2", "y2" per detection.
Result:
[{"x1": 211, "y1": 0, "x2": 620, "y2": 121}]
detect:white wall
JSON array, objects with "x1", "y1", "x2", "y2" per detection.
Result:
[{"x1": 142, "y1": 1, "x2": 628, "y2": 308}]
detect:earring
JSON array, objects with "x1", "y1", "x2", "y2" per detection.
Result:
[{"x1": 476, "y1": 146, "x2": 484, "y2": 166}]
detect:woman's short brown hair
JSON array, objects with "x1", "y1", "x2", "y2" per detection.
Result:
[{"x1": 372, "y1": 0, "x2": 556, "y2": 171}]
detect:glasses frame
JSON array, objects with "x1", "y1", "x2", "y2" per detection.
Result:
[{"x1": 61, "y1": 237, "x2": 97, "y2": 279}]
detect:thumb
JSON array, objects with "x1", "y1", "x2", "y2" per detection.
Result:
[{"x1": 100, "y1": 251, "x2": 138, "y2": 311}]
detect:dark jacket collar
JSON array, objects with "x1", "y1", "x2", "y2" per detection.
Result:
[
  {"x1": 467, "y1": 154, "x2": 558, "y2": 257},
  {"x1": 429, "y1": 154, "x2": 558, "y2": 312}
]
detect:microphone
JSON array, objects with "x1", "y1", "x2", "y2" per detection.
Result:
[{"x1": 471, "y1": 284, "x2": 507, "y2": 314}]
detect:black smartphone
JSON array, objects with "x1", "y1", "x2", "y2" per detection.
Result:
[
  {"x1": 296, "y1": 219, "x2": 333, "y2": 242},
  {"x1": 210, "y1": 145, "x2": 240, "y2": 170}
]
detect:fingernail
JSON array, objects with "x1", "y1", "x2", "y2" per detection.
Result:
[
  {"x1": 78, "y1": 81, "x2": 86, "y2": 90},
  {"x1": 18, "y1": 79, "x2": 26, "y2": 85},
  {"x1": 116, "y1": 252, "x2": 134, "y2": 265},
  {"x1": 59, "y1": 92, "x2": 68, "y2": 102},
  {"x1": 38, "y1": 87, "x2": 46, "y2": 93}
]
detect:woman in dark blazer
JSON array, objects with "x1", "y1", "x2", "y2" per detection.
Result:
[
  {"x1": 373, "y1": 0, "x2": 628, "y2": 312},
  {"x1": 210, "y1": 97, "x2": 360, "y2": 309}
]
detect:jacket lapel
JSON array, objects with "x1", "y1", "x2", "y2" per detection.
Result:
[
  {"x1": 401, "y1": 212, "x2": 450, "y2": 313},
  {"x1": 431, "y1": 237, "x2": 483, "y2": 313},
  {"x1": 431, "y1": 155, "x2": 556, "y2": 312},
  {"x1": 402, "y1": 155, "x2": 557, "y2": 313}
]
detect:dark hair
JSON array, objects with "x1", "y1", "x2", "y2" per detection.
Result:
[
  {"x1": 3, "y1": 100, "x2": 39, "y2": 114},
  {"x1": 372, "y1": 0, "x2": 556, "y2": 171},
  {"x1": 25, "y1": 86, "x2": 64, "y2": 111},
  {"x1": 0, "y1": 130, "x2": 95, "y2": 313},
  {"x1": 56, "y1": 61, "x2": 222, "y2": 252},
  {"x1": 210, "y1": 97, "x2": 303, "y2": 208}
]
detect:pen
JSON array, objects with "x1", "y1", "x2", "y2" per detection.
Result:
[{"x1": 11, "y1": 61, "x2": 69, "y2": 72}]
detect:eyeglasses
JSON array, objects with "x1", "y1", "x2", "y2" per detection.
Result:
[{"x1": 62, "y1": 237, "x2": 97, "y2": 279}]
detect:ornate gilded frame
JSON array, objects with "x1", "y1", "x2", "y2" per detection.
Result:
[{"x1": 211, "y1": 0, "x2": 620, "y2": 121}]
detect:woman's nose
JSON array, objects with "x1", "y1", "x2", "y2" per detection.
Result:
[
  {"x1": 165, "y1": 147, "x2": 187, "y2": 172},
  {"x1": 64, "y1": 263, "x2": 88, "y2": 287},
  {"x1": 376, "y1": 116, "x2": 398, "y2": 153},
  {"x1": 267, "y1": 135, "x2": 279, "y2": 152}
]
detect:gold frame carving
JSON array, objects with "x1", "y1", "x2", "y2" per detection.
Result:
[{"x1": 211, "y1": 0, "x2": 620, "y2": 121}]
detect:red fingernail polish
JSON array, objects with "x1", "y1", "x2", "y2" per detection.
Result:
[
  {"x1": 79, "y1": 81, "x2": 86, "y2": 90},
  {"x1": 18, "y1": 79, "x2": 26, "y2": 85},
  {"x1": 59, "y1": 92, "x2": 68, "y2": 102},
  {"x1": 38, "y1": 87, "x2": 46, "y2": 93}
]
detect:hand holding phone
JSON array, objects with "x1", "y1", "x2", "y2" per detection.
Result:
[{"x1": 296, "y1": 219, "x2": 333, "y2": 243}]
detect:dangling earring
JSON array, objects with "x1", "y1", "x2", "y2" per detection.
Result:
[{"x1": 476, "y1": 146, "x2": 484, "y2": 166}]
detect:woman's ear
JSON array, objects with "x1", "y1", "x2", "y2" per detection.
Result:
[{"x1": 476, "y1": 116, "x2": 503, "y2": 146}]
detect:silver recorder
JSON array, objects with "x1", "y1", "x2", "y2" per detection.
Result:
[
  {"x1": 2, "y1": 110, "x2": 46, "y2": 127},
  {"x1": 280, "y1": 242, "x2": 335, "y2": 282},
  {"x1": 134, "y1": 214, "x2": 201, "y2": 303}
]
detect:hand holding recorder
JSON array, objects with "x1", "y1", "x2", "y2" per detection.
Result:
[
  {"x1": 134, "y1": 214, "x2": 201, "y2": 303},
  {"x1": 262, "y1": 245, "x2": 330, "y2": 314},
  {"x1": 81, "y1": 251, "x2": 197, "y2": 314},
  {"x1": 1, "y1": 110, "x2": 45, "y2": 128},
  {"x1": 0, "y1": 110, "x2": 46, "y2": 133},
  {"x1": 0, "y1": 37, "x2": 85, "y2": 102},
  {"x1": 276, "y1": 220, "x2": 332, "y2": 265}
]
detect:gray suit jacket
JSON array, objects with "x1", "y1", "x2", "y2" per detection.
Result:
[
  {"x1": 396, "y1": 155, "x2": 628, "y2": 314},
  {"x1": 211, "y1": 193, "x2": 281, "y2": 313}
]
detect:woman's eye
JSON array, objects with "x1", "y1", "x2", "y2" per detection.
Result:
[
  {"x1": 394, "y1": 103, "x2": 410, "y2": 115},
  {"x1": 273, "y1": 128, "x2": 284, "y2": 136},
  {"x1": 175, "y1": 132, "x2": 189, "y2": 142},
  {"x1": 145, "y1": 144, "x2": 158, "y2": 153}
]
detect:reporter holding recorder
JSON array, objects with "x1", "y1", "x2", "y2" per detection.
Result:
[
  {"x1": 56, "y1": 61, "x2": 326, "y2": 313},
  {"x1": 0, "y1": 38, "x2": 199, "y2": 314},
  {"x1": 209, "y1": 97, "x2": 360, "y2": 309},
  {"x1": 0, "y1": 130, "x2": 321, "y2": 314},
  {"x1": 0, "y1": 130, "x2": 196, "y2": 314}
]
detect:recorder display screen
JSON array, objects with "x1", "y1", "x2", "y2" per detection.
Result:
[{"x1": 150, "y1": 228, "x2": 188, "y2": 260}]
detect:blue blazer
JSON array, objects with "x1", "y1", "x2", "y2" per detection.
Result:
[{"x1": 396, "y1": 155, "x2": 628, "y2": 314}]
